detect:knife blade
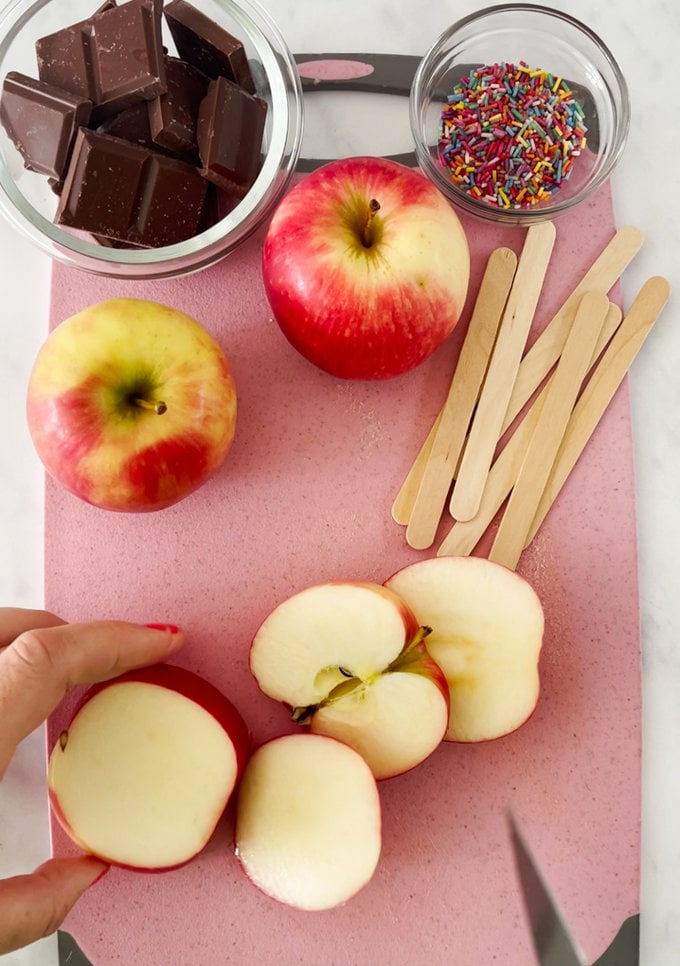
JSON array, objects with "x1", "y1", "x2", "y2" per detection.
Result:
[
  {"x1": 507, "y1": 810, "x2": 586, "y2": 966},
  {"x1": 508, "y1": 811, "x2": 640, "y2": 966}
]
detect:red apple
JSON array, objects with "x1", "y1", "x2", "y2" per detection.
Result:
[
  {"x1": 262, "y1": 156, "x2": 470, "y2": 379},
  {"x1": 249, "y1": 581, "x2": 449, "y2": 779},
  {"x1": 235, "y1": 733, "x2": 381, "y2": 910},
  {"x1": 47, "y1": 663, "x2": 250, "y2": 871},
  {"x1": 26, "y1": 298, "x2": 237, "y2": 512}
]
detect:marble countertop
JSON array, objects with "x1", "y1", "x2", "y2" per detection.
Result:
[{"x1": 1, "y1": 1, "x2": 678, "y2": 963}]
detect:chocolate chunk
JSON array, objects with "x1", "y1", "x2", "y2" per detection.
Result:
[
  {"x1": 56, "y1": 127, "x2": 208, "y2": 247},
  {"x1": 97, "y1": 101, "x2": 177, "y2": 156},
  {"x1": 37, "y1": 0, "x2": 166, "y2": 123},
  {"x1": 34, "y1": 1, "x2": 121, "y2": 99},
  {"x1": 148, "y1": 56, "x2": 208, "y2": 157},
  {"x1": 164, "y1": 0, "x2": 255, "y2": 93},
  {"x1": 0, "y1": 71, "x2": 91, "y2": 179},
  {"x1": 197, "y1": 75, "x2": 266, "y2": 196}
]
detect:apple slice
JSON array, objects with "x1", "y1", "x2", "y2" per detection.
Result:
[
  {"x1": 385, "y1": 556, "x2": 544, "y2": 742},
  {"x1": 235, "y1": 733, "x2": 381, "y2": 910},
  {"x1": 48, "y1": 664, "x2": 250, "y2": 870},
  {"x1": 249, "y1": 582, "x2": 449, "y2": 779}
]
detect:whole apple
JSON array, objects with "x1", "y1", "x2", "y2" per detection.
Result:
[
  {"x1": 262, "y1": 156, "x2": 470, "y2": 379},
  {"x1": 26, "y1": 298, "x2": 237, "y2": 512}
]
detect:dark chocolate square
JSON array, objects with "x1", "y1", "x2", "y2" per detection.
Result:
[
  {"x1": 36, "y1": 23, "x2": 93, "y2": 101},
  {"x1": 164, "y1": 0, "x2": 255, "y2": 93},
  {"x1": 36, "y1": 0, "x2": 166, "y2": 123},
  {"x1": 147, "y1": 56, "x2": 208, "y2": 157},
  {"x1": 197, "y1": 75, "x2": 267, "y2": 196},
  {"x1": 88, "y1": 0, "x2": 166, "y2": 121},
  {"x1": 0, "y1": 71, "x2": 92, "y2": 179},
  {"x1": 56, "y1": 127, "x2": 208, "y2": 247},
  {"x1": 56, "y1": 127, "x2": 148, "y2": 238}
]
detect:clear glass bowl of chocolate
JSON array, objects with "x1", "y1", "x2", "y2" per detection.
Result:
[
  {"x1": 0, "y1": 0, "x2": 303, "y2": 278},
  {"x1": 410, "y1": 4, "x2": 630, "y2": 225}
]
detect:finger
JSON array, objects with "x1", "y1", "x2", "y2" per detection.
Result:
[
  {"x1": 0, "y1": 608, "x2": 65, "y2": 648},
  {"x1": 0, "y1": 621, "x2": 185, "y2": 777},
  {"x1": 0, "y1": 856, "x2": 108, "y2": 955}
]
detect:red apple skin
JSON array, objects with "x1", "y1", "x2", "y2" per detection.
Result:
[
  {"x1": 48, "y1": 664, "x2": 251, "y2": 872},
  {"x1": 262, "y1": 156, "x2": 470, "y2": 380},
  {"x1": 26, "y1": 299, "x2": 237, "y2": 512}
]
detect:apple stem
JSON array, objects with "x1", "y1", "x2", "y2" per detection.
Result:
[
  {"x1": 361, "y1": 199, "x2": 381, "y2": 248},
  {"x1": 133, "y1": 397, "x2": 167, "y2": 415}
]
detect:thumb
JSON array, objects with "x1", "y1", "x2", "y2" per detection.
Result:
[{"x1": 0, "y1": 855, "x2": 108, "y2": 954}]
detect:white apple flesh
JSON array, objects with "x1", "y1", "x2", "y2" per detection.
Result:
[
  {"x1": 385, "y1": 556, "x2": 544, "y2": 742},
  {"x1": 48, "y1": 664, "x2": 250, "y2": 870},
  {"x1": 249, "y1": 582, "x2": 449, "y2": 779},
  {"x1": 235, "y1": 733, "x2": 381, "y2": 910},
  {"x1": 262, "y1": 156, "x2": 470, "y2": 380},
  {"x1": 26, "y1": 298, "x2": 237, "y2": 512}
]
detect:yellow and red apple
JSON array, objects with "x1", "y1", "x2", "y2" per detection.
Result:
[
  {"x1": 47, "y1": 663, "x2": 251, "y2": 871},
  {"x1": 262, "y1": 156, "x2": 470, "y2": 380},
  {"x1": 26, "y1": 298, "x2": 237, "y2": 512}
]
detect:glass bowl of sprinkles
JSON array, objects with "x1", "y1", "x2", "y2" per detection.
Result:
[{"x1": 410, "y1": 3, "x2": 630, "y2": 224}]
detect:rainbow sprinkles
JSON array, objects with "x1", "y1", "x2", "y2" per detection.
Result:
[{"x1": 438, "y1": 61, "x2": 588, "y2": 209}]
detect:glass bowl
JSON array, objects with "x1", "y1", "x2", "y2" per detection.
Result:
[
  {"x1": 410, "y1": 3, "x2": 629, "y2": 225},
  {"x1": 0, "y1": 0, "x2": 303, "y2": 278}
]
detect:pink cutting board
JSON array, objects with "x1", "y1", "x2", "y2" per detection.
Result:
[{"x1": 45, "y1": 180, "x2": 641, "y2": 965}]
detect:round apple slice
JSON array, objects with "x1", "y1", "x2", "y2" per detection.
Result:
[
  {"x1": 249, "y1": 582, "x2": 449, "y2": 779},
  {"x1": 385, "y1": 556, "x2": 544, "y2": 742},
  {"x1": 48, "y1": 664, "x2": 250, "y2": 870},
  {"x1": 235, "y1": 733, "x2": 381, "y2": 910}
]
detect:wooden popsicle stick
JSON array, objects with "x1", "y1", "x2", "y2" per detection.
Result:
[
  {"x1": 392, "y1": 247, "x2": 517, "y2": 527},
  {"x1": 391, "y1": 411, "x2": 442, "y2": 525},
  {"x1": 500, "y1": 225, "x2": 644, "y2": 434},
  {"x1": 393, "y1": 226, "x2": 643, "y2": 528},
  {"x1": 488, "y1": 291, "x2": 611, "y2": 570},
  {"x1": 393, "y1": 225, "x2": 643, "y2": 528},
  {"x1": 524, "y1": 276, "x2": 671, "y2": 545},
  {"x1": 437, "y1": 300, "x2": 623, "y2": 558},
  {"x1": 450, "y1": 221, "x2": 557, "y2": 522},
  {"x1": 403, "y1": 247, "x2": 518, "y2": 547}
]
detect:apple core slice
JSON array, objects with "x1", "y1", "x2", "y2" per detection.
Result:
[
  {"x1": 250, "y1": 582, "x2": 420, "y2": 708},
  {"x1": 235, "y1": 733, "x2": 381, "y2": 910},
  {"x1": 309, "y1": 665, "x2": 449, "y2": 779},
  {"x1": 48, "y1": 664, "x2": 250, "y2": 870},
  {"x1": 385, "y1": 556, "x2": 544, "y2": 742},
  {"x1": 249, "y1": 581, "x2": 448, "y2": 778}
]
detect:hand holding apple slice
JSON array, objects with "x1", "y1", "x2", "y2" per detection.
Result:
[
  {"x1": 249, "y1": 582, "x2": 449, "y2": 779},
  {"x1": 26, "y1": 298, "x2": 237, "y2": 512},
  {"x1": 48, "y1": 664, "x2": 250, "y2": 870},
  {"x1": 385, "y1": 557, "x2": 544, "y2": 742},
  {"x1": 235, "y1": 733, "x2": 381, "y2": 910}
]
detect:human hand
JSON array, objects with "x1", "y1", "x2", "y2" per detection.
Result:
[{"x1": 0, "y1": 608, "x2": 185, "y2": 954}]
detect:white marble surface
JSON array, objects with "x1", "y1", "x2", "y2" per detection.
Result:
[{"x1": 1, "y1": 0, "x2": 678, "y2": 963}]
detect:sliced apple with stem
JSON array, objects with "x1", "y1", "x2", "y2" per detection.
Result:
[
  {"x1": 235, "y1": 733, "x2": 381, "y2": 910},
  {"x1": 385, "y1": 556, "x2": 544, "y2": 742},
  {"x1": 48, "y1": 664, "x2": 251, "y2": 870},
  {"x1": 249, "y1": 582, "x2": 449, "y2": 780}
]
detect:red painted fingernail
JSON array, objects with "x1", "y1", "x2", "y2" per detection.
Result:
[{"x1": 144, "y1": 623, "x2": 180, "y2": 634}]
